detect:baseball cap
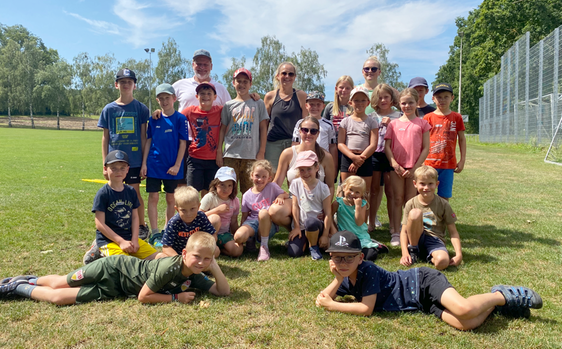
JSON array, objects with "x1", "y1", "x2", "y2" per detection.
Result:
[
  {"x1": 306, "y1": 91, "x2": 325, "y2": 102},
  {"x1": 326, "y1": 231, "x2": 362, "y2": 253},
  {"x1": 233, "y1": 68, "x2": 252, "y2": 81},
  {"x1": 195, "y1": 82, "x2": 217, "y2": 94},
  {"x1": 294, "y1": 150, "x2": 318, "y2": 168},
  {"x1": 215, "y1": 167, "x2": 237, "y2": 182},
  {"x1": 349, "y1": 86, "x2": 370, "y2": 100},
  {"x1": 193, "y1": 49, "x2": 212, "y2": 61},
  {"x1": 104, "y1": 150, "x2": 129, "y2": 166},
  {"x1": 155, "y1": 83, "x2": 175, "y2": 96},
  {"x1": 433, "y1": 83, "x2": 454, "y2": 95},
  {"x1": 116, "y1": 68, "x2": 137, "y2": 83},
  {"x1": 408, "y1": 77, "x2": 429, "y2": 88}
]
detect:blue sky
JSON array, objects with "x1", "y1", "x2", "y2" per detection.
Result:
[{"x1": 1, "y1": 0, "x2": 481, "y2": 96}]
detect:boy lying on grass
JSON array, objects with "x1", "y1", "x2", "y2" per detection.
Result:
[
  {"x1": 316, "y1": 231, "x2": 542, "y2": 330},
  {"x1": 0, "y1": 232, "x2": 229, "y2": 305}
]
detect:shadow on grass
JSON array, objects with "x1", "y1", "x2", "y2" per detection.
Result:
[
  {"x1": 220, "y1": 264, "x2": 250, "y2": 279},
  {"x1": 456, "y1": 224, "x2": 560, "y2": 248}
]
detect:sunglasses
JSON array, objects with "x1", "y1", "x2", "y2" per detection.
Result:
[
  {"x1": 363, "y1": 67, "x2": 379, "y2": 73},
  {"x1": 331, "y1": 255, "x2": 359, "y2": 264},
  {"x1": 300, "y1": 127, "x2": 319, "y2": 135},
  {"x1": 280, "y1": 71, "x2": 295, "y2": 77}
]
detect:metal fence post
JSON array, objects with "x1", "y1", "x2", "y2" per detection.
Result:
[
  {"x1": 554, "y1": 28, "x2": 559, "y2": 137},
  {"x1": 525, "y1": 32, "x2": 530, "y2": 143},
  {"x1": 515, "y1": 40, "x2": 520, "y2": 142},
  {"x1": 538, "y1": 40, "x2": 544, "y2": 145}
]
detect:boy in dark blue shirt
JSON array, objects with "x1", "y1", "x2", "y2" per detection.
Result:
[{"x1": 316, "y1": 231, "x2": 542, "y2": 330}]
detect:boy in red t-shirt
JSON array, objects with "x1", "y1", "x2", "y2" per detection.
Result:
[
  {"x1": 182, "y1": 82, "x2": 223, "y2": 198},
  {"x1": 423, "y1": 83, "x2": 466, "y2": 200}
]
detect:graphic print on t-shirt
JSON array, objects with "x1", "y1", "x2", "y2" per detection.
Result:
[
  {"x1": 231, "y1": 105, "x2": 256, "y2": 139},
  {"x1": 194, "y1": 118, "x2": 218, "y2": 152}
]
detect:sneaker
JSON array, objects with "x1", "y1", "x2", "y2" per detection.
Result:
[
  {"x1": 245, "y1": 236, "x2": 257, "y2": 253},
  {"x1": 390, "y1": 233, "x2": 400, "y2": 247},
  {"x1": 374, "y1": 216, "x2": 382, "y2": 228},
  {"x1": 408, "y1": 245, "x2": 420, "y2": 264},
  {"x1": 371, "y1": 239, "x2": 389, "y2": 255},
  {"x1": 257, "y1": 245, "x2": 270, "y2": 261},
  {"x1": 310, "y1": 245, "x2": 323, "y2": 260},
  {"x1": 492, "y1": 285, "x2": 543, "y2": 310},
  {"x1": 83, "y1": 240, "x2": 102, "y2": 265},
  {"x1": 139, "y1": 225, "x2": 150, "y2": 241},
  {"x1": 0, "y1": 279, "x2": 29, "y2": 298},
  {"x1": 1, "y1": 277, "x2": 13, "y2": 285},
  {"x1": 149, "y1": 232, "x2": 163, "y2": 247}
]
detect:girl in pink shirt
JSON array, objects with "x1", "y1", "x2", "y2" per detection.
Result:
[{"x1": 384, "y1": 89, "x2": 431, "y2": 238}]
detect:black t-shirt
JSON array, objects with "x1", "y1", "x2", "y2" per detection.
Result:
[{"x1": 418, "y1": 105, "x2": 436, "y2": 118}]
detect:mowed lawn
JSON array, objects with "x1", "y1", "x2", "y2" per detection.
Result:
[{"x1": 0, "y1": 127, "x2": 561, "y2": 349}]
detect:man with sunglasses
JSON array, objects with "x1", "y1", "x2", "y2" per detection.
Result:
[{"x1": 316, "y1": 230, "x2": 543, "y2": 330}]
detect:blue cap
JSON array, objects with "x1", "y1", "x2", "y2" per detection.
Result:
[{"x1": 408, "y1": 77, "x2": 428, "y2": 88}]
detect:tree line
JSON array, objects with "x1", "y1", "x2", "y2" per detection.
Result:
[
  {"x1": 435, "y1": 0, "x2": 562, "y2": 133},
  {"x1": 0, "y1": 23, "x2": 406, "y2": 129}
]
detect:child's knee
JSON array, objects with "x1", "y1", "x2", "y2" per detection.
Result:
[
  {"x1": 208, "y1": 214, "x2": 221, "y2": 231},
  {"x1": 432, "y1": 252, "x2": 450, "y2": 270},
  {"x1": 408, "y1": 208, "x2": 423, "y2": 221},
  {"x1": 258, "y1": 209, "x2": 271, "y2": 221}
]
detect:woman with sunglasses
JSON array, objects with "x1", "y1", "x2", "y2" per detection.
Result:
[
  {"x1": 264, "y1": 62, "x2": 308, "y2": 170},
  {"x1": 270, "y1": 117, "x2": 335, "y2": 248},
  {"x1": 360, "y1": 56, "x2": 382, "y2": 115}
]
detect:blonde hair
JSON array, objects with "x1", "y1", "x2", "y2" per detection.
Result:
[
  {"x1": 364, "y1": 56, "x2": 381, "y2": 69},
  {"x1": 414, "y1": 165, "x2": 438, "y2": 182},
  {"x1": 399, "y1": 88, "x2": 420, "y2": 117},
  {"x1": 333, "y1": 75, "x2": 354, "y2": 114},
  {"x1": 371, "y1": 83, "x2": 398, "y2": 112},
  {"x1": 184, "y1": 231, "x2": 216, "y2": 253},
  {"x1": 273, "y1": 62, "x2": 297, "y2": 90},
  {"x1": 250, "y1": 159, "x2": 274, "y2": 180},
  {"x1": 339, "y1": 176, "x2": 370, "y2": 209},
  {"x1": 174, "y1": 186, "x2": 200, "y2": 207}
]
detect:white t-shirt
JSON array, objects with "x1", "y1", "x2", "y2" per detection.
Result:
[
  {"x1": 289, "y1": 178, "x2": 330, "y2": 227},
  {"x1": 172, "y1": 77, "x2": 231, "y2": 112}
]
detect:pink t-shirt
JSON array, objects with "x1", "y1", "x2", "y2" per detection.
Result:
[
  {"x1": 385, "y1": 117, "x2": 431, "y2": 168},
  {"x1": 200, "y1": 193, "x2": 240, "y2": 234}
]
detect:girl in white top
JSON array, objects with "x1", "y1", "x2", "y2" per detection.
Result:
[
  {"x1": 368, "y1": 84, "x2": 401, "y2": 244},
  {"x1": 338, "y1": 87, "x2": 379, "y2": 197},
  {"x1": 288, "y1": 151, "x2": 332, "y2": 260},
  {"x1": 200, "y1": 167, "x2": 242, "y2": 257}
]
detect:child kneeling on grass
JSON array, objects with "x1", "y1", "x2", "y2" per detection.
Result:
[
  {"x1": 316, "y1": 231, "x2": 542, "y2": 330},
  {"x1": 0, "y1": 232, "x2": 229, "y2": 305}
]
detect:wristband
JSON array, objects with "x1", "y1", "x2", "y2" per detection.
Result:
[{"x1": 172, "y1": 294, "x2": 178, "y2": 302}]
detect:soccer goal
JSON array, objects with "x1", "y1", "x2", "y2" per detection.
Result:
[{"x1": 544, "y1": 113, "x2": 562, "y2": 166}]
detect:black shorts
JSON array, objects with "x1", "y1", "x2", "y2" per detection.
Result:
[
  {"x1": 372, "y1": 152, "x2": 392, "y2": 172},
  {"x1": 340, "y1": 153, "x2": 373, "y2": 177},
  {"x1": 146, "y1": 177, "x2": 180, "y2": 193},
  {"x1": 418, "y1": 267, "x2": 454, "y2": 319},
  {"x1": 186, "y1": 157, "x2": 219, "y2": 191},
  {"x1": 124, "y1": 167, "x2": 141, "y2": 185}
]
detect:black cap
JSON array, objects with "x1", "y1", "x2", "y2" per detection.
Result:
[
  {"x1": 104, "y1": 150, "x2": 129, "y2": 165},
  {"x1": 116, "y1": 68, "x2": 137, "y2": 83},
  {"x1": 432, "y1": 83, "x2": 453, "y2": 95},
  {"x1": 326, "y1": 231, "x2": 362, "y2": 253}
]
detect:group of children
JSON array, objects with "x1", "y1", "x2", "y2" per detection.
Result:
[{"x1": 0, "y1": 62, "x2": 543, "y2": 331}]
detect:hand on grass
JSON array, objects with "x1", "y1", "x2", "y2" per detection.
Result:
[
  {"x1": 316, "y1": 292, "x2": 333, "y2": 309},
  {"x1": 318, "y1": 235, "x2": 329, "y2": 250},
  {"x1": 449, "y1": 255, "x2": 462, "y2": 267},
  {"x1": 400, "y1": 254, "x2": 412, "y2": 267},
  {"x1": 178, "y1": 292, "x2": 196, "y2": 304}
]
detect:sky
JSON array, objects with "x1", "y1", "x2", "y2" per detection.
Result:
[{"x1": 0, "y1": 0, "x2": 481, "y2": 98}]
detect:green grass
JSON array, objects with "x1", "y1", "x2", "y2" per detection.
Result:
[{"x1": 1, "y1": 127, "x2": 561, "y2": 348}]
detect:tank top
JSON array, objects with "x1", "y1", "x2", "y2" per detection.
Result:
[
  {"x1": 267, "y1": 89, "x2": 302, "y2": 142},
  {"x1": 286, "y1": 146, "x2": 326, "y2": 185}
]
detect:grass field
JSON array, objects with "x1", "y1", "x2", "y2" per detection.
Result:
[{"x1": 0, "y1": 127, "x2": 561, "y2": 348}]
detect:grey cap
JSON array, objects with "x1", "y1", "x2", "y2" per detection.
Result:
[
  {"x1": 307, "y1": 91, "x2": 325, "y2": 101},
  {"x1": 104, "y1": 150, "x2": 129, "y2": 165},
  {"x1": 193, "y1": 49, "x2": 212, "y2": 60},
  {"x1": 156, "y1": 83, "x2": 175, "y2": 96}
]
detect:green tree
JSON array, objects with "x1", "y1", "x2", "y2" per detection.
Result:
[
  {"x1": 36, "y1": 59, "x2": 72, "y2": 129},
  {"x1": 120, "y1": 58, "x2": 151, "y2": 110},
  {"x1": 154, "y1": 38, "x2": 191, "y2": 85},
  {"x1": 222, "y1": 56, "x2": 246, "y2": 98},
  {"x1": 73, "y1": 52, "x2": 93, "y2": 130},
  {"x1": 366, "y1": 43, "x2": 406, "y2": 90},
  {"x1": 291, "y1": 47, "x2": 327, "y2": 93},
  {"x1": 0, "y1": 39, "x2": 22, "y2": 126},
  {"x1": 251, "y1": 36, "x2": 288, "y2": 96},
  {"x1": 435, "y1": 0, "x2": 562, "y2": 133},
  {"x1": 90, "y1": 53, "x2": 118, "y2": 115}
]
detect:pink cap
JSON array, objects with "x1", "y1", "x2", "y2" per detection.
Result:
[
  {"x1": 294, "y1": 150, "x2": 318, "y2": 168},
  {"x1": 233, "y1": 67, "x2": 252, "y2": 81}
]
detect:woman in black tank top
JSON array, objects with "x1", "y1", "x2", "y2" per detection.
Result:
[{"x1": 264, "y1": 62, "x2": 307, "y2": 170}]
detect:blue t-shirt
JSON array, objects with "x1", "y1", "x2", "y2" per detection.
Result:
[
  {"x1": 146, "y1": 111, "x2": 188, "y2": 180},
  {"x1": 98, "y1": 99, "x2": 150, "y2": 168},
  {"x1": 162, "y1": 212, "x2": 216, "y2": 254},
  {"x1": 336, "y1": 261, "x2": 420, "y2": 313},
  {"x1": 92, "y1": 184, "x2": 140, "y2": 246}
]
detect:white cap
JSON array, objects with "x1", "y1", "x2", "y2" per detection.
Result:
[{"x1": 215, "y1": 166, "x2": 236, "y2": 182}]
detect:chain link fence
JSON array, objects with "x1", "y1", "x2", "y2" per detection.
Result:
[{"x1": 479, "y1": 26, "x2": 562, "y2": 155}]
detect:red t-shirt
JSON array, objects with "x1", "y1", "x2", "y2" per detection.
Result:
[
  {"x1": 423, "y1": 111, "x2": 465, "y2": 169},
  {"x1": 182, "y1": 105, "x2": 223, "y2": 160}
]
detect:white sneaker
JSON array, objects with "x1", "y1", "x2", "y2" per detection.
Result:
[
  {"x1": 390, "y1": 233, "x2": 400, "y2": 247},
  {"x1": 374, "y1": 216, "x2": 382, "y2": 228}
]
